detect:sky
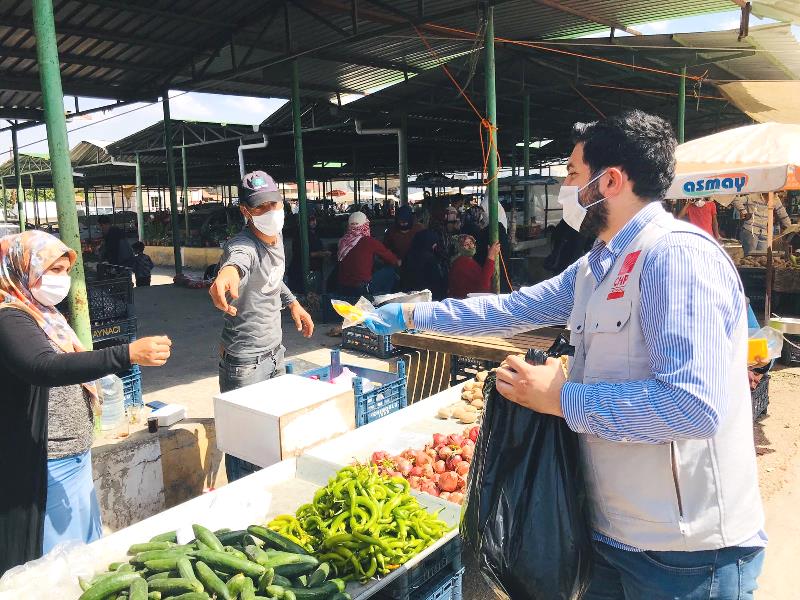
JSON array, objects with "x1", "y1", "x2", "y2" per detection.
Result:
[{"x1": 1, "y1": 8, "x2": 798, "y2": 162}]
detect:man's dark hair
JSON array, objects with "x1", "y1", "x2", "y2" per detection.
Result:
[
  {"x1": 132, "y1": 241, "x2": 145, "y2": 253},
  {"x1": 572, "y1": 110, "x2": 676, "y2": 201},
  {"x1": 97, "y1": 215, "x2": 111, "y2": 225}
]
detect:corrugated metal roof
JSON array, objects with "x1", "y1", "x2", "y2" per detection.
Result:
[{"x1": 0, "y1": 0, "x2": 739, "y2": 120}]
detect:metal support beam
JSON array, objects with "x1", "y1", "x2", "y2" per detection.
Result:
[
  {"x1": 677, "y1": 65, "x2": 686, "y2": 143},
  {"x1": 182, "y1": 146, "x2": 189, "y2": 241},
  {"x1": 399, "y1": 113, "x2": 408, "y2": 206},
  {"x1": 1, "y1": 179, "x2": 6, "y2": 223},
  {"x1": 11, "y1": 127, "x2": 25, "y2": 231},
  {"x1": 135, "y1": 153, "x2": 144, "y2": 241},
  {"x1": 484, "y1": 6, "x2": 499, "y2": 292},
  {"x1": 523, "y1": 92, "x2": 531, "y2": 227},
  {"x1": 291, "y1": 61, "x2": 310, "y2": 292},
  {"x1": 32, "y1": 0, "x2": 91, "y2": 345},
  {"x1": 162, "y1": 93, "x2": 183, "y2": 275}
]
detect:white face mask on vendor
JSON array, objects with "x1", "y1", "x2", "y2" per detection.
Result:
[
  {"x1": 31, "y1": 274, "x2": 71, "y2": 306},
  {"x1": 249, "y1": 209, "x2": 285, "y2": 236}
]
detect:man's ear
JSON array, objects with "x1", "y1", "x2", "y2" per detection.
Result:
[{"x1": 603, "y1": 167, "x2": 627, "y2": 197}]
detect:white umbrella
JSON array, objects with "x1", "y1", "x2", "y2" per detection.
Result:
[{"x1": 666, "y1": 122, "x2": 800, "y2": 199}]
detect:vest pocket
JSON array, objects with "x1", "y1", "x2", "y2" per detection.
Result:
[{"x1": 587, "y1": 297, "x2": 632, "y2": 334}]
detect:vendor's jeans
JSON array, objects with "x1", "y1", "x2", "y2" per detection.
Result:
[
  {"x1": 44, "y1": 450, "x2": 103, "y2": 554},
  {"x1": 584, "y1": 540, "x2": 765, "y2": 600},
  {"x1": 740, "y1": 229, "x2": 767, "y2": 255},
  {"x1": 218, "y1": 346, "x2": 285, "y2": 482}
]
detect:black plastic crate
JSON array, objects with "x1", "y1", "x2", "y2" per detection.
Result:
[
  {"x1": 449, "y1": 355, "x2": 499, "y2": 387},
  {"x1": 781, "y1": 334, "x2": 800, "y2": 366},
  {"x1": 376, "y1": 535, "x2": 463, "y2": 600},
  {"x1": 88, "y1": 275, "x2": 134, "y2": 324},
  {"x1": 752, "y1": 373, "x2": 769, "y2": 421},
  {"x1": 414, "y1": 567, "x2": 464, "y2": 600},
  {"x1": 91, "y1": 316, "x2": 137, "y2": 345},
  {"x1": 342, "y1": 325, "x2": 399, "y2": 358}
]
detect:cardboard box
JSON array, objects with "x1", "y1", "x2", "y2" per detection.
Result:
[{"x1": 214, "y1": 375, "x2": 355, "y2": 468}]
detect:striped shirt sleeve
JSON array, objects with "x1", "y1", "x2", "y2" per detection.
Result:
[
  {"x1": 413, "y1": 260, "x2": 580, "y2": 337},
  {"x1": 561, "y1": 233, "x2": 745, "y2": 443}
]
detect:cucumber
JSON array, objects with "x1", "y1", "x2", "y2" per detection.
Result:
[
  {"x1": 169, "y1": 594, "x2": 211, "y2": 600},
  {"x1": 226, "y1": 572, "x2": 247, "y2": 596},
  {"x1": 240, "y1": 577, "x2": 256, "y2": 600},
  {"x1": 195, "y1": 560, "x2": 232, "y2": 600},
  {"x1": 258, "y1": 567, "x2": 275, "y2": 593},
  {"x1": 109, "y1": 562, "x2": 127, "y2": 571},
  {"x1": 117, "y1": 564, "x2": 137, "y2": 573},
  {"x1": 144, "y1": 558, "x2": 185, "y2": 572},
  {"x1": 129, "y1": 577, "x2": 148, "y2": 600},
  {"x1": 177, "y1": 557, "x2": 199, "y2": 585},
  {"x1": 243, "y1": 534, "x2": 264, "y2": 548},
  {"x1": 148, "y1": 593, "x2": 162, "y2": 600},
  {"x1": 260, "y1": 551, "x2": 318, "y2": 579},
  {"x1": 146, "y1": 572, "x2": 173, "y2": 582},
  {"x1": 147, "y1": 578, "x2": 204, "y2": 596},
  {"x1": 281, "y1": 580, "x2": 346, "y2": 600},
  {"x1": 150, "y1": 531, "x2": 178, "y2": 543},
  {"x1": 192, "y1": 524, "x2": 225, "y2": 552},
  {"x1": 330, "y1": 594, "x2": 352, "y2": 600},
  {"x1": 307, "y1": 563, "x2": 330, "y2": 588},
  {"x1": 284, "y1": 591, "x2": 296, "y2": 600},
  {"x1": 78, "y1": 572, "x2": 142, "y2": 600},
  {"x1": 79, "y1": 577, "x2": 92, "y2": 591},
  {"x1": 215, "y1": 528, "x2": 232, "y2": 535},
  {"x1": 192, "y1": 549, "x2": 266, "y2": 578},
  {"x1": 128, "y1": 542, "x2": 175, "y2": 554},
  {"x1": 247, "y1": 526, "x2": 309, "y2": 556},
  {"x1": 272, "y1": 574, "x2": 292, "y2": 588},
  {"x1": 245, "y1": 544, "x2": 270, "y2": 566},
  {"x1": 133, "y1": 548, "x2": 192, "y2": 564},
  {"x1": 224, "y1": 545, "x2": 248, "y2": 560},
  {"x1": 265, "y1": 584, "x2": 285, "y2": 598},
  {"x1": 217, "y1": 529, "x2": 248, "y2": 546},
  {"x1": 294, "y1": 576, "x2": 307, "y2": 587}
]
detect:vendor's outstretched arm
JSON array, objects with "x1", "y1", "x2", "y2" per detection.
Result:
[{"x1": 410, "y1": 261, "x2": 579, "y2": 337}]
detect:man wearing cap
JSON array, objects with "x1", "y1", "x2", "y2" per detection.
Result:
[{"x1": 210, "y1": 171, "x2": 314, "y2": 481}]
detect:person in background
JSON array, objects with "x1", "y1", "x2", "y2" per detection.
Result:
[
  {"x1": 384, "y1": 205, "x2": 424, "y2": 261},
  {"x1": 365, "y1": 110, "x2": 766, "y2": 598},
  {"x1": 678, "y1": 198, "x2": 720, "y2": 239},
  {"x1": 287, "y1": 210, "x2": 329, "y2": 293},
  {"x1": 96, "y1": 215, "x2": 133, "y2": 268},
  {"x1": 448, "y1": 235, "x2": 501, "y2": 299},
  {"x1": 402, "y1": 208, "x2": 451, "y2": 299},
  {"x1": 209, "y1": 171, "x2": 314, "y2": 482},
  {"x1": 732, "y1": 192, "x2": 792, "y2": 255},
  {"x1": 336, "y1": 211, "x2": 400, "y2": 296},
  {"x1": 544, "y1": 218, "x2": 593, "y2": 275},
  {"x1": 472, "y1": 201, "x2": 512, "y2": 292},
  {"x1": 131, "y1": 241, "x2": 154, "y2": 287},
  {"x1": 0, "y1": 230, "x2": 171, "y2": 574}
]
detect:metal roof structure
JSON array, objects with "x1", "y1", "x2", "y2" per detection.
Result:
[{"x1": 0, "y1": 0, "x2": 741, "y2": 124}]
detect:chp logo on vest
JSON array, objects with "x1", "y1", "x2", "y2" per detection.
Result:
[
  {"x1": 682, "y1": 172, "x2": 748, "y2": 197},
  {"x1": 607, "y1": 250, "x2": 641, "y2": 300}
]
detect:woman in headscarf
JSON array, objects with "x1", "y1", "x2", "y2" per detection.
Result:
[
  {"x1": 383, "y1": 205, "x2": 423, "y2": 261},
  {"x1": 401, "y1": 207, "x2": 453, "y2": 299},
  {"x1": 0, "y1": 230, "x2": 172, "y2": 574},
  {"x1": 336, "y1": 212, "x2": 400, "y2": 296},
  {"x1": 470, "y1": 201, "x2": 512, "y2": 291},
  {"x1": 447, "y1": 234, "x2": 501, "y2": 299}
]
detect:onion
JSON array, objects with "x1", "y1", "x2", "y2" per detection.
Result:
[
  {"x1": 438, "y1": 446, "x2": 453, "y2": 460},
  {"x1": 439, "y1": 472, "x2": 459, "y2": 493},
  {"x1": 455, "y1": 461, "x2": 470, "y2": 477},
  {"x1": 395, "y1": 458, "x2": 412, "y2": 476},
  {"x1": 409, "y1": 466, "x2": 424, "y2": 477},
  {"x1": 449, "y1": 492, "x2": 464, "y2": 504},
  {"x1": 433, "y1": 460, "x2": 446, "y2": 474},
  {"x1": 432, "y1": 433, "x2": 448, "y2": 447}
]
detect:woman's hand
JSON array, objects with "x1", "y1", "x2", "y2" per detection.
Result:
[
  {"x1": 129, "y1": 336, "x2": 172, "y2": 366},
  {"x1": 487, "y1": 242, "x2": 502, "y2": 262}
]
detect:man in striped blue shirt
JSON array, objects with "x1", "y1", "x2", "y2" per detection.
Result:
[{"x1": 367, "y1": 111, "x2": 765, "y2": 599}]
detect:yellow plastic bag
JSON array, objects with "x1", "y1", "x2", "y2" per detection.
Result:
[{"x1": 331, "y1": 297, "x2": 388, "y2": 329}]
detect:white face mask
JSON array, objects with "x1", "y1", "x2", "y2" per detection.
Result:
[
  {"x1": 557, "y1": 170, "x2": 608, "y2": 232},
  {"x1": 249, "y1": 208, "x2": 285, "y2": 236},
  {"x1": 694, "y1": 200, "x2": 706, "y2": 208},
  {"x1": 31, "y1": 274, "x2": 71, "y2": 306}
]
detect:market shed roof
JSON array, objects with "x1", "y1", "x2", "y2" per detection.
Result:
[{"x1": 0, "y1": 0, "x2": 740, "y2": 122}]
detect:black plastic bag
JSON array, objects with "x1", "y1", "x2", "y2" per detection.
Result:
[{"x1": 461, "y1": 344, "x2": 592, "y2": 599}]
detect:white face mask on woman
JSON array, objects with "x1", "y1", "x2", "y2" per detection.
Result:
[
  {"x1": 249, "y1": 209, "x2": 285, "y2": 236},
  {"x1": 31, "y1": 274, "x2": 71, "y2": 306}
]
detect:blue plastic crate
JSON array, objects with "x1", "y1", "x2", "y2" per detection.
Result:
[
  {"x1": 119, "y1": 365, "x2": 143, "y2": 408},
  {"x1": 376, "y1": 536, "x2": 463, "y2": 600},
  {"x1": 91, "y1": 316, "x2": 137, "y2": 345},
  {"x1": 301, "y1": 360, "x2": 407, "y2": 427},
  {"x1": 342, "y1": 325, "x2": 399, "y2": 358}
]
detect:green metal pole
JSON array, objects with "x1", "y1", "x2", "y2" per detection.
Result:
[
  {"x1": 11, "y1": 127, "x2": 25, "y2": 231},
  {"x1": 135, "y1": 153, "x2": 144, "y2": 241},
  {"x1": 32, "y1": 0, "x2": 91, "y2": 345},
  {"x1": 181, "y1": 145, "x2": 189, "y2": 242},
  {"x1": 1, "y1": 178, "x2": 7, "y2": 223},
  {"x1": 83, "y1": 185, "x2": 90, "y2": 222},
  {"x1": 522, "y1": 92, "x2": 531, "y2": 228},
  {"x1": 677, "y1": 66, "x2": 686, "y2": 144},
  {"x1": 291, "y1": 60, "x2": 310, "y2": 291},
  {"x1": 399, "y1": 113, "x2": 409, "y2": 206},
  {"x1": 484, "y1": 5, "x2": 500, "y2": 292},
  {"x1": 162, "y1": 93, "x2": 183, "y2": 275}
]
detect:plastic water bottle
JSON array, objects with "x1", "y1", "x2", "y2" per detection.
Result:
[{"x1": 98, "y1": 374, "x2": 125, "y2": 431}]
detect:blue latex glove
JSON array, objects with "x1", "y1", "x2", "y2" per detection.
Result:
[{"x1": 363, "y1": 303, "x2": 406, "y2": 335}]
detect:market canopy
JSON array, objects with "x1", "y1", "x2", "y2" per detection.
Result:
[
  {"x1": 718, "y1": 81, "x2": 800, "y2": 124},
  {"x1": 666, "y1": 122, "x2": 800, "y2": 198}
]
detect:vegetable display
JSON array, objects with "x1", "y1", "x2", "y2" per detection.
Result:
[
  {"x1": 369, "y1": 427, "x2": 479, "y2": 504},
  {"x1": 268, "y1": 465, "x2": 451, "y2": 583},
  {"x1": 77, "y1": 524, "x2": 349, "y2": 600}
]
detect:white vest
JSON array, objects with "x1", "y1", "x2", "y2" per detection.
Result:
[{"x1": 567, "y1": 210, "x2": 764, "y2": 551}]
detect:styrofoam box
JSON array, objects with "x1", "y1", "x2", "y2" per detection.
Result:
[{"x1": 214, "y1": 374, "x2": 356, "y2": 468}]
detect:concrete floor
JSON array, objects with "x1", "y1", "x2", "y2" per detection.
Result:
[{"x1": 118, "y1": 268, "x2": 799, "y2": 599}]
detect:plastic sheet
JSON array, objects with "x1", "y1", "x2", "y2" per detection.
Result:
[
  {"x1": 461, "y1": 341, "x2": 592, "y2": 600},
  {"x1": 330, "y1": 297, "x2": 388, "y2": 330}
]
